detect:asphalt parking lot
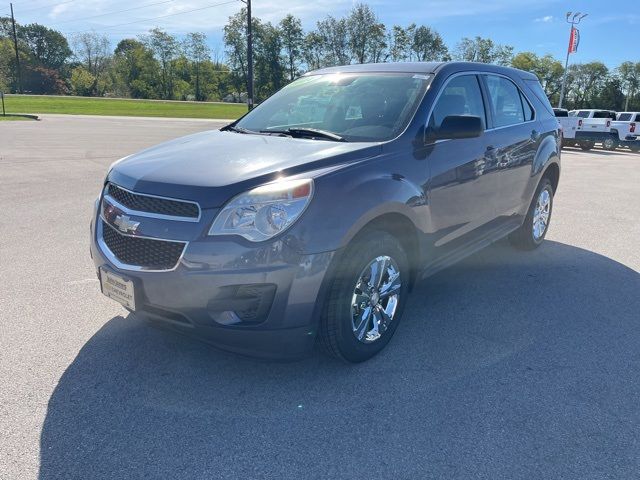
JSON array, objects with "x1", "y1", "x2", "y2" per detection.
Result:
[{"x1": 1, "y1": 115, "x2": 639, "y2": 479}]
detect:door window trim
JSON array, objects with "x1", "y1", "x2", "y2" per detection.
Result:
[
  {"x1": 424, "y1": 70, "x2": 538, "y2": 141},
  {"x1": 479, "y1": 73, "x2": 538, "y2": 131}
]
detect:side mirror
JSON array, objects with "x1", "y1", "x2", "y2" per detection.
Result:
[{"x1": 431, "y1": 115, "x2": 483, "y2": 141}]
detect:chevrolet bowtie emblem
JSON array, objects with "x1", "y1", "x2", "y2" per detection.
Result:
[{"x1": 114, "y1": 214, "x2": 140, "y2": 234}]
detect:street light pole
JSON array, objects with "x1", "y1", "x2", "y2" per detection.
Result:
[
  {"x1": 558, "y1": 11, "x2": 588, "y2": 109},
  {"x1": 239, "y1": 0, "x2": 254, "y2": 111}
]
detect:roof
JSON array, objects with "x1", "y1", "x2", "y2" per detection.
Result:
[{"x1": 305, "y1": 61, "x2": 538, "y2": 80}]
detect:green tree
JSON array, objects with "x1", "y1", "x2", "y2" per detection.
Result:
[
  {"x1": 302, "y1": 31, "x2": 324, "y2": 71},
  {"x1": 254, "y1": 22, "x2": 285, "y2": 100},
  {"x1": 565, "y1": 62, "x2": 609, "y2": 109},
  {"x1": 71, "y1": 32, "x2": 111, "y2": 95},
  {"x1": 316, "y1": 16, "x2": 350, "y2": 66},
  {"x1": 511, "y1": 52, "x2": 564, "y2": 104},
  {"x1": 141, "y1": 28, "x2": 178, "y2": 99},
  {"x1": 411, "y1": 25, "x2": 449, "y2": 62},
  {"x1": 70, "y1": 66, "x2": 95, "y2": 96},
  {"x1": 112, "y1": 38, "x2": 159, "y2": 98},
  {"x1": 279, "y1": 14, "x2": 303, "y2": 80},
  {"x1": 347, "y1": 3, "x2": 383, "y2": 64},
  {"x1": 455, "y1": 36, "x2": 513, "y2": 65},
  {"x1": 388, "y1": 25, "x2": 411, "y2": 62},
  {"x1": 18, "y1": 23, "x2": 71, "y2": 70},
  {"x1": 617, "y1": 61, "x2": 640, "y2": 111},
  {"x1": 184, "y1": 32, "x2": 210, "y2": 101}
]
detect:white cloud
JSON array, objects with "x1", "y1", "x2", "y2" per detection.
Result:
[{"x1": 534, "y1": 15, "x2": 554, "y2": 23}]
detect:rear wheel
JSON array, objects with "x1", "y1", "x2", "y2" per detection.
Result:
[
  {"x1": 510, "y1": 178, "x2": 554, "y2": 250},
  {"x1": 603, "y1": 137, "x2": 618, "y2": 151},
  {"x1": 319, "y1": 231, "x2": 409, "y2": 363},
  {"x1": 580, "y1": 141, "x2": 594, "y2": 151},
  {"x1": 630, "y1": 144, "x2": 640, "y2": 153}
]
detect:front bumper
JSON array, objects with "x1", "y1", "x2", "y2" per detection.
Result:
[{"x1": 90, "y1": 214, "x2": 335, "y2": 360}]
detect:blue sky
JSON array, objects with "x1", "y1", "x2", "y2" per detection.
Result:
[{"x1": 4, "y1": 0, "x2": 638, "y2": 68}]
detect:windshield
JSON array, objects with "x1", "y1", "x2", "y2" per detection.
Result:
[{"x1": 234, "y1": 73, "x2": 431, "y2": 142}]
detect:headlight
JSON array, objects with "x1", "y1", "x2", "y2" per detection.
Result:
[{"x1": 209, "y1": 178, "x2": 314, "y2": 242}]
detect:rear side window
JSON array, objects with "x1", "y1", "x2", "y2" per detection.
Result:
[
  {"x1": 485, "y1": 75, "x2": 525, "y2": 127},
  {"x1": 525, "y1": 79, "x2": 554, "y2": 116},
  {"x1": 520, "y1": 92, "x2": 534, "y2": 121},
  {"x1": 430, "y1": 75, "x2": 486, "y2": 129}
]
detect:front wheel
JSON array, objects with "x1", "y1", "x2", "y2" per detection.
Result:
[
  {"x1": 510, "y1": 178, "x2": 554, "y2": 250},
  {"x1": 319, "y1": 231, "x2": 409, "y2": 363}
]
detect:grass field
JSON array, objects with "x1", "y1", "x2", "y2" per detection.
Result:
[{"x1": 3, "y1": 95, "x2": 247, "y2": 120}]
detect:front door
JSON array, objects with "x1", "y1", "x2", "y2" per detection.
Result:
[{"x1": 425, "y1": 74, "x2": 501, "y2": 250}]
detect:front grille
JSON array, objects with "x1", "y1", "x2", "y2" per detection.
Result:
[
  {"x1": 107, "y1": 183, "x2": 199, "y2": 219},
  {"x1": 102, "y1": 221, "x2": 186, "y2": 270}
]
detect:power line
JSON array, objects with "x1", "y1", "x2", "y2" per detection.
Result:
[
  {"x1": 49, "y1": 0, "x2": 177, "y2": 26},
  {"x1": 65, "y1": 0, "x2": 239, "y2": 34}
]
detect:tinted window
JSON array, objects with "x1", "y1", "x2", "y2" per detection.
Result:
[
  {"x1": 636, "y1": 114, "x2": 640, "y2": 122},
  {"x1": 554, "y1": 109, "x2": 569, "y2": 117},
  {"x1": 236, "y1": 73, "x2": 430, "y2": 142},
  {"x1": 618, "y1": 113, "x2": 632, "y2": 121},
  {"x1": 429, "y1": 75, "x2": 486, "y2": 129},
  {"x1": 520, "y1": 91, "x2": 535, "y2": 121},
  {"x1": 525, "y1": 79, "x2": 554, "y2": 116},
  {"x1": 593, "y1": 111, "x2": 616, "y2": 119},
  {"x1": 485, "y1": 75, "x2": 525, "y2": 127},
  {"x1": 577, "y1": 111, "x2": 591, "y2": 118}
]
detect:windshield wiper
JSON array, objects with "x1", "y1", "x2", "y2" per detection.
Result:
[
  {"x1": 260, "y1": 128, "x2": 345, "y2": 142},
  {"x1": 221, "y1": 124, "x2": 255, "y2": 134}
]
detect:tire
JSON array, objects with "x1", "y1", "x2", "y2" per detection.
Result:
[
  {"x1": 509, "y1": 178, "x2": 554, "y2": 250},
  {"x1": 630, "y1": 144, "x2": 640, "y2": 153},
  {"x1": 319, "y1": 230, "x2": 410, "y2": 363},
  {"x1": 579, "y1": 141, "x2": 594, "y2": 151},
  {"x1": 603, "y1": 137, "x2": 618, "y2": 151}
]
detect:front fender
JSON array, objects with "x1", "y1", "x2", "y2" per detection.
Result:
[{"x1": 291, "y1": 160, "x2": 429, "y2": 255}]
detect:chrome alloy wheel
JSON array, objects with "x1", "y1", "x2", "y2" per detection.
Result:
[
  {"x1": 532, "y1": 188, "x2": 551, "y2": 241},
  {"x1": 350, "y1": 255, "x2": 402, "y2": 344}
]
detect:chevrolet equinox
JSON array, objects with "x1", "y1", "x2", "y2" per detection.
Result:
[{"x1": 91, "y1": 62, "x2": 560, "y2": 362}]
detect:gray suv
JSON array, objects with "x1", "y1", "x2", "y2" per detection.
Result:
[{"x1": 91, "y1": 62, "x2": 560, "y2": 362}]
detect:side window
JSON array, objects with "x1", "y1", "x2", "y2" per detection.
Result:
[
  {"x1": 520, "y1": 91, "x2": 535, "y2": 121},
  {"x1": 485, "y1": 75, "x2": 525, "y2": 127},
  {"x1": 430, "y1": 75, "x2": 486, "y2": 130},
  {"x1": 636, "y1": 114, "x2": 640, "y2": 122}
]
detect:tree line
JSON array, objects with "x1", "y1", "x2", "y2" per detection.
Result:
[{"x1": 1, "y1": 3, "x2": 640, "y2": 110}]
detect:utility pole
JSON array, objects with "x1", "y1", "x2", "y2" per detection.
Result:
[
  {"x1": 238, "y1": 0, "x2": 254, "y2": 110},
  {"x1": 558, "y1": 11, "x2": 587, "y2": 109},
  {"x1": 9, "y1": 3, "x2": 22, "y2": 94}
]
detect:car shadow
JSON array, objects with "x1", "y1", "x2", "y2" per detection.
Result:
[{"x1": 39, "y1": 240, "x2": 640, "y2": 479}]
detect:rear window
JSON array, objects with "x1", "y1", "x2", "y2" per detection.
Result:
[
  {"x1": 618, "y1": 113, "x2": 632, "y2": 121},
  {"x1": 636, "y1": 114, "x2": 640, "y2": 122},
  {"x1": 554, "y1": 109, "x2": 569, "y2": 117},
  {"x1": 593, "y1": 111, "x2": 616, "y2": 119},
  {"x1": 577, "y1": 111, "x2": 591, "y2": 118}
]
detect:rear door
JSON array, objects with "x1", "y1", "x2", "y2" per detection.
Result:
[{"x1": 480, "y1": 74, "x2": 541, "y2": 219}]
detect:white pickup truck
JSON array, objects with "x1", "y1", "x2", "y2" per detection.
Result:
[
  {"x1": 609, "y1": 112, "x2": 640, "y2": 152},
  {"x1": 568, "y1": 109, "x2": 618, "y2": 151},
  {"x1": 554, "y1": 108, "x2": 582, "y2": 149}
]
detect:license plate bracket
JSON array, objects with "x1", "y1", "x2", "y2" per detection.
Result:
[{"x1": 100, "y1": 267, "x2": 136, "y2": 310}]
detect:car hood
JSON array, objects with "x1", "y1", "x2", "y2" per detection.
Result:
[{"x1": 108, "y1": 130, "x2": 381, "y2": 208}]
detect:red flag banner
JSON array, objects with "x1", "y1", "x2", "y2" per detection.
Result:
[{"x1": 568, "y1": 27, "x2": 580, "y2": 54}]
